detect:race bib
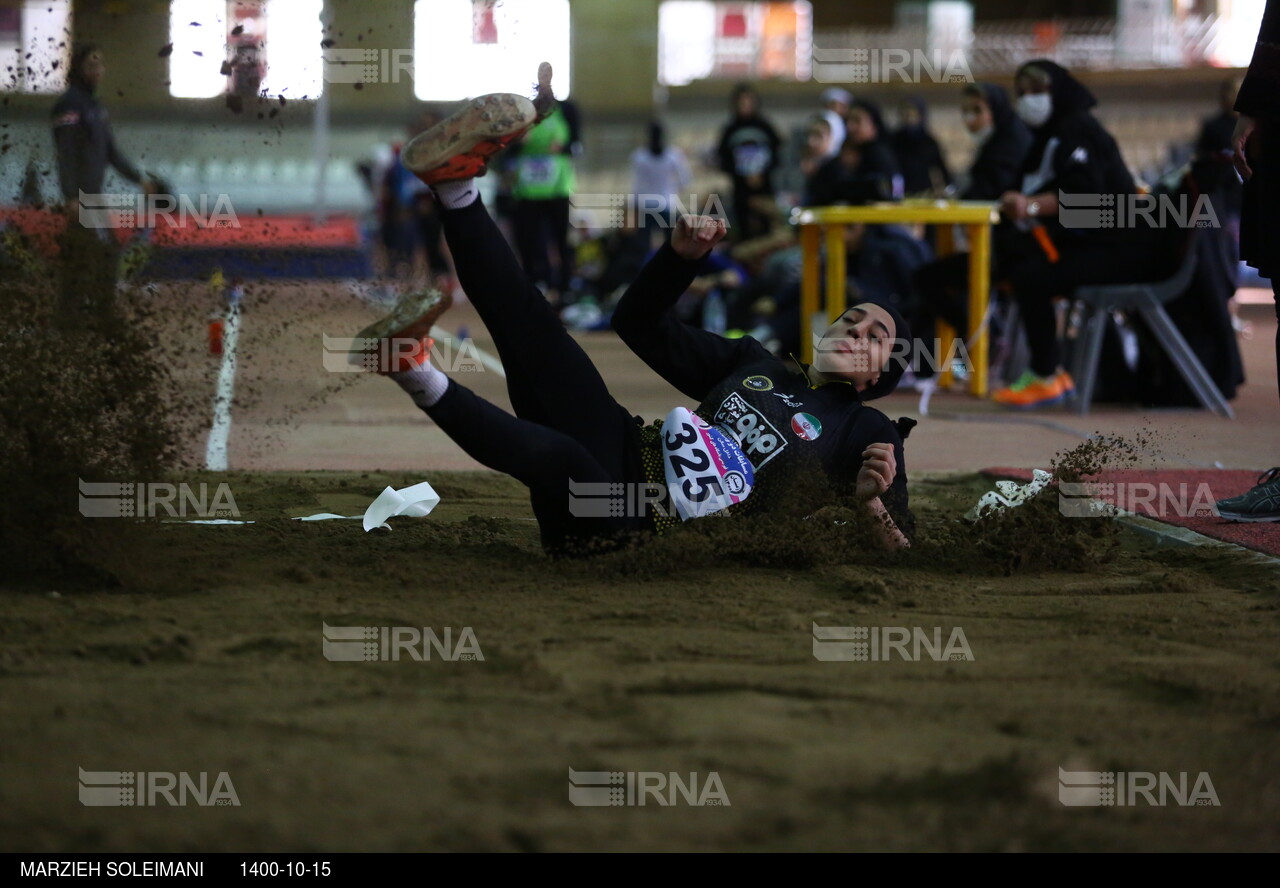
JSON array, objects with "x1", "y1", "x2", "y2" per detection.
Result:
[
  {"x1": 733, "y1": 143, "x2": 769, "y2": 177},
  {"x1": 517, "y1": 156, "x2": 556, "y2": 188},
  {"x1": 661, "y1": 407, "x2": 754, "y2": 521}
]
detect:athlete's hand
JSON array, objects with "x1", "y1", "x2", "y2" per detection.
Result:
[
  {"x1": 671, "y1": 214, "x2": 727, "y2": 261},
  {"x1": 856, "y1": 442, "x2": 896, "y2": 503},
  {"x1": 1232, "y1": 114, "x2": 1258, "y2": 180}
]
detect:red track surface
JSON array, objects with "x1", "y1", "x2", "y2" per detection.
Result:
[
  {"x1": 984, "y1": 467, "x2": 1280, "y2": 556},
  {"x1": 0, "y1": 207, "x2": 362, "y2": 250}
]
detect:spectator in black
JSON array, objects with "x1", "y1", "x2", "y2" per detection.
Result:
[
  {"x1": 1195, "y1": 77, "x2": 1244, "y2": 228},
  {"x1": 958, "y1": 82, "x2": 1033, "y2": 201},
  {"x1": 52, "y1": 44, "x2": 158, "y2": 222},
  {"x1": 891, "y1": 96, "x2": 951, "y2": 195},
  {"x1": 808, "y1": 99, "x2": 902, "y2": 206},
  {"x1": 716, "y1": 83, "x2": 782, "y2": 240},
  {"x1": 1215, "y1": 0, "x2": 1280, "y2": 522},
  {"x1": 990, "y1": 60, "x2": 1173, "y2": 409},
  {"x1": 51, "y1": 43, "x2": 158, "y2": 312},
  {"x1": 798, "y1": 115, "x2": 834, "y2": 205}
]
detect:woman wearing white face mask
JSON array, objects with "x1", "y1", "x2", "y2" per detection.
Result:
[{"x1": 990, "y1": 59, "x2": 1174, "y2": 409}]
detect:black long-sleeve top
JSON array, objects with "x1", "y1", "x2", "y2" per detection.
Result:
[
  {"x1": 51, "y1": 82, "x2": 143, "y2": 201},
  {"x1": 962, "y1": 85, "x2": 1033, "y2": 201},
  {"x1": 806, "y1": 140, "x2": 902, "y2": 206},
  {"x1": 613, "y1": 242, "x2": 914, "y2": 538}
]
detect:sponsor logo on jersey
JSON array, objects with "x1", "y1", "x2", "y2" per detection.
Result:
[
  {"x1": 772, "y1": 391, "x2": 804, "y2": 408},
  {"x1": 741, "y1": 375, "x2": 773, "y2": 392},
  {"x1": 713, "y1": 392, "x2": 785, "y2": 468},
  {"x1": 791, "y1": 412, "x2": 823, "y2": 441}
]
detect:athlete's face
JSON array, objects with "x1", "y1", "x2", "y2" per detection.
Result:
[{"x1": 813, "y1": 303, "x2": 898, "y2": 391}]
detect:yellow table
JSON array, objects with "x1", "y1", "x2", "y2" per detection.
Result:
[{"x1": 793, "y1": 201, "x2": 999, "y2": 396}]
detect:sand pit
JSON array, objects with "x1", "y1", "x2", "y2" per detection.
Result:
[
  {"x1": 2, "y1": 469, "x2": 1278, "y2": 852},
  {"x1": 2, "y1": 270, "x2": 1277, "y2": 852}
]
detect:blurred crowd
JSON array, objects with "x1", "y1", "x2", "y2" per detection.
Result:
[{"x1": 361, "y1": 62, "x2": 1247, "y2": 410}]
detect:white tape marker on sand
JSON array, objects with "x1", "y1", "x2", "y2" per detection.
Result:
[{"x1": 205, "y1": 305, "x2": 240, "y2": 471}]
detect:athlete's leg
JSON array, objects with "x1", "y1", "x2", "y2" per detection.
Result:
[
  {"x1": 397, "y1": 64, "x2": 637, "y2": 476},
  {"x1": 437, "y1": 195, "x2": 638, "y2": 479},
  {"x1": 382, "y1": 348, "x2": 643, "y2": 552}
]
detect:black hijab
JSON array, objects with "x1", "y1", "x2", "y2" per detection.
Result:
[
  {"x1": 961, "y1": 82, "x2": 1033, "y2": 200},
  {"x1": 69, "y1": 43, "x2": 100, "y2": 93},
  {"x1": 1016, "y1": 59, "x2": 1097, "y2": 128},
  {"x1": 849, "y1": 98, "x2": 888, "y2": 144},
  {"x1": 974, "y1": 82, "x2": 1017, "y2": 132}
]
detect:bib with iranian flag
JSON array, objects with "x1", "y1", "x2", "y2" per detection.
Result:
[{"x1": 661, "y1": 406, "x2": 754, "y2": 521}]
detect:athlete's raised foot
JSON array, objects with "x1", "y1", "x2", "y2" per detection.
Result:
[
  {"x1": 402, "y1": 93, "x2": 537, "y2": 184},
  {"x1": 349, "y1": 287, "x2": 452, "y2": 375}
]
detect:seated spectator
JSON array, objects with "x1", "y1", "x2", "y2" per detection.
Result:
[
  {"x1": 989, "y1": 59, "x2": 1177, "y2": 408},
  {"x1": 724, "y1": 229, "x2": 803, "y2": 345},
  {"x1": 1194, "y1": 76, "x2": 1244, "y2": 257},
  {"x1": 799, "y1": 116, "x2": 834, "y2": 198},
  {"x1": 957, "y1": 82, "x2": 1033, "y2": 201},
  {"x1": 808, "y1": 100, "x2": 903, "y2": 206},
  {"x1": 820, "y1": 87, "x2": 852, "y2": 159},
  {"x1": 891, "y1": 96, "x2": 951, "y2": 196},
  {"x1": 680, "y1": 247, "x2": 750, "y2": 333}
]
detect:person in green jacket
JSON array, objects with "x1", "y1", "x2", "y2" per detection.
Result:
[{"x1": 511, "y1": 89, "x2": 578, "y2": 307}]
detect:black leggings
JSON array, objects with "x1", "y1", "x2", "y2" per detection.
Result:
[
  {"x1": 1005, "y1": 229, "x2": 1169, "y2": 378},
  {"x1": 423, "y1": 198, "x2": 647, "y2": 554}
]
